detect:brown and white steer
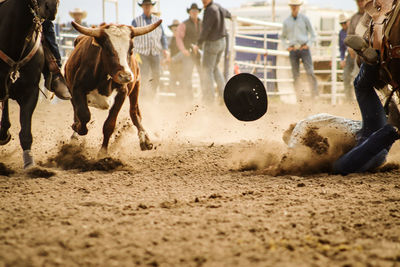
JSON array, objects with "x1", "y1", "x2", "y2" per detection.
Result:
[{"x1": 64, "y1": 21, "x2": 161, "y2": 155}]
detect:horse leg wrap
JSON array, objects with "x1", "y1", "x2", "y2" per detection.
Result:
[{"x1": 23, "y1": 150, "x2": 35, "y2": 169}]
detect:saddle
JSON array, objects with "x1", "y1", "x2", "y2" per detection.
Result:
[{"x1": 363, "y1": 0, "x2": 400, "y2": 87}]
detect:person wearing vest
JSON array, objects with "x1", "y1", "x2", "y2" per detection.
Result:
[
  {"x1": 132, "y1": 0, "x2": 168, "y2": 99},
  {"x1": 175, "y1": 3, "x2": 202, "y2": 102},
  {"x1": 193, "y1": 0, "x2": 231, "y2": 104}
]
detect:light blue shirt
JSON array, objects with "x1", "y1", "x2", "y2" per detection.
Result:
[{"x1": 280, "y1": 13, "x2": 316, "y2": 49}]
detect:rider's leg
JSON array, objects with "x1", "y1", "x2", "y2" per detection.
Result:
[{"x1": 42, "y1": 20, "x2": 71, "y2": 100}]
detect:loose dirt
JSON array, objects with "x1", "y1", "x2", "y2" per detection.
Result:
[{"x1": 0, "y1": 99, "x2": 399, "y2": 267}]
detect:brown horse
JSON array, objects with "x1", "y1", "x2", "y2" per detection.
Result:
[{"x1": 0, "y1": 0, "x2": 59, "y2": 168}]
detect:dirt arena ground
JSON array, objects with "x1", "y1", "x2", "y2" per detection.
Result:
[{"x1": 1, "y1": 98, "x2": 400, "y2": 267}]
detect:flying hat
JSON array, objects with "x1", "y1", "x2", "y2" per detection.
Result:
[
  {"x1": 288, "y1": 0, "x2": 303, "y2": 5},
  {"x1": 338, "y1": 13, "x2": 349, "y2": 24},
  {"x1": 138, "y1": 0, "x2": 156, "y2": 7},
  {"x1": 168, "y1": 19, "x2": 180, "y2": 30},
  {"x1": 69, "y1": 8, "x2": 87, "y2": 19},
  {"x1": 224, "y1": 73, "x2": 268, "y2": 122},
  {"x1": 187, "y1": 3, "x2": 202, "y2": 13}
]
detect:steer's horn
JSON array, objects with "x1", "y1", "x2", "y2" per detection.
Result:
[
  {"x1": 72, "y1": 21, "x2": 102, "y2": 38},
  {"x1": 130, "y1": 20, "x2": 162, "y2": 37}
]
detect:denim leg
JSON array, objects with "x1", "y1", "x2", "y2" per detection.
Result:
[
  {"x1": 42, "y1": 20, "x2": 62, "y2": 67},
  {"x1": 343, "y1": 54, "x2": 355, "y2": 101},
  {"x1": 202, "y1": 50, "x2": 217, "y2": 102},
  {"x1": 139, "y1": 54, "x2": 152, "y2": 98},
  {"x1": 150, "y1": 55, "x2": 161, "y2": 94},
  {"x1": 354, "y1": 63, "x2": 387, "y2": 139},
  {"x1": 180, "y1": 56, "x2": 195, "y2": 100},
  {"x1": 332, "y1": 124, "x2": 399, "y2": 174},
  {"x1": 289, "y1": 51, "x2": 301, "y2": 99},
  {"x1": 213, "y1": 47, "x2": 226, "y2": 98},
  {"x1": 301, "y1": 49, "x2": 319, "y2": 97}
]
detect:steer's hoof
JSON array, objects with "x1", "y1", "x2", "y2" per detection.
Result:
[
  {"x1": 23, "y1": 150, "x2": 35, "y2": 169},
  {"x1": 72, "y1": 123, "x2": 88, "y2": 136},
  {"x1": 140, "y1": 141, "x2": 153, "y2": 151},
  {"x1": 97, "y1": 148, "x2": 108, "y2": 159},
  {"x1": 0, "y1": 131, "x2": 11, "y2": 146}
]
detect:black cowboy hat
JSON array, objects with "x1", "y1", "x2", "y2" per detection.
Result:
[
  {"x1": 138, "y1": 0, "x2": 156, "y2": 7},
  {"x1": 187, "y1": 3, "x2": 202, "y2": 13},
  {"x1": 224, "y1": 73, "x2": 268, "y2": 122}
]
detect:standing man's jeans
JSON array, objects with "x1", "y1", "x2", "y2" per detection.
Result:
[
  {"x1": 343, "y1": 53, "x2": 356, "y2": 102},
  {"x1": 201, "y1": 38, "x2": 226, "y2": 103},
  {"x1": 333, "y1": 63, "x2": 400, "y2": 175},
  {"x1": 180, "y1": 55, "x2": 200, "y2": 101},
  {"x1": 139, "y1": 54, "x2": 161, "y2": 98},
  {"x1": 289, "y1": 49, "x2": 318, "y2": 101}
]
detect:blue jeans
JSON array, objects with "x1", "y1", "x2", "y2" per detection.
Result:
[
  {"x1": 139, "y1": 54, "x2": 161, "y2": 98},
  {"x1": 201, "y1": 38, "x2": 226, "y2": 102},
  {"x1": 333, "y1": 63, "x2": 400, "y2": 175},
  {"x1": 42, "y1": 20, "x2": 62, "y2": 67},
  {"x1": 179, "y1": 55, "x2": 200, "y2": 101},
  {"x1": 289, "y1": 49, "x2": 318, "y2": 99}
]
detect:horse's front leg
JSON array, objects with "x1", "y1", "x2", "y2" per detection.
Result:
[
  {"x1": 0, "y1": 99, "x2": 11, "y2": 146},
  {"x1": 98, "y1": 88, "x2": 127, "y2": 157},
  {"x1": 17, "y1": 87, "x2": 39, "y2": 169}
]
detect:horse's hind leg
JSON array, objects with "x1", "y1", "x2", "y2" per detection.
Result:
[
  {"x1": 17, "y1": 89, "x2": 39, "y2": 169},
  {"x1": 129, "y1": 82, "x2": 153, "y2": 151},
  {"x1": 0, "y1": 99, "x2": 11, "y2": 145}
]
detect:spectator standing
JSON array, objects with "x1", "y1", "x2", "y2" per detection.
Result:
[
  {"x1": 280, "y1": 0, "x2": 318, "y2": 102},
  {"x1": 132, "y1": 0, "x2": 168, "y2": 99},
  {"x1": 67, "y1": 8, "x2": 88, "y2": 33},
  {"x1": 338, "y1": 13, "x2": 354, "y2": 102},
  {"x1": 175, "y1": 3, "x2": 202, "y2": 101},
  {"x1": 168, "y1": 20, "x2": 182, "y2": 97},
  {"x1": 193, "y1": 0, "x2": 231, "y2": 104}
]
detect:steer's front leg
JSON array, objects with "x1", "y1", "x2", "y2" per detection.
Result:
[{"x1": 99, "y1": 88, "x2": 127, "y2": 157}]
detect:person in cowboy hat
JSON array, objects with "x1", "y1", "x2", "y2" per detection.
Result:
[
  {"x1": 132, "y1": 0, "x2": 167, "y2": 99},
  {"x1": 67, "y1": 8, "x2": 88, "y2": 34},
  {"x1": 168, "y1": 19, "x2": 182, "y2": 95},
  {"x1": 175, "y1": 3, "x2": 202, "y2": 101},
  {"x1": 280, "y1": 0, "x2": 318, "y2": 103},
  {"x1": 192, "y1": 0, "x2": 232, "y2": 104}
]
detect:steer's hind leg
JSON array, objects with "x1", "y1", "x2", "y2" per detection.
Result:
[
  {"x1": 129, "y1": 82, "x2": 153, "y2": 151},
  {"x1": 71, "y1": 89, "x2": 90, "y2": 135},
  {"x1": 17, "y1": 87, "x2": 39, "y2": 169},
  {"x1": 0, "y1": 99, "x2": 11, "y2": 146},
  {"x1": 99, "y1": 90, "x2": 127, "y2": 157}
]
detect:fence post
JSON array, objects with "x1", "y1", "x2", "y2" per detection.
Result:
[
  {"x1": 331, "y1": 32, "x2": 338, "y2": 105},
  {"x1": 229, "y1": 16, "x2": 237, "y2": 79}
]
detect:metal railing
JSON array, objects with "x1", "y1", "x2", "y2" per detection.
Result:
[{"x1": 229, "y1": 16, "x2": 344, "y2": 105}]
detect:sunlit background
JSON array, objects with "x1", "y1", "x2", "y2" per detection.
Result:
[{"x1": 57, "y1": 0, "x2": 357, "y2": 30}]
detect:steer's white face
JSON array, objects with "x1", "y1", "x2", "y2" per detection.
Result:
[{"x1": 104, "y1": 25, "x2": 134, "y2": 84}]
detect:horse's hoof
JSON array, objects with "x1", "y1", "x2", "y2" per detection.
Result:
[
  {"x1": 0, "y1": 131, "x2": 11, "y2": 146},
  {"x1": 23, "y1": 150, "x2": 35, "y2": 169},
  {"x1": 71, "y1": 123, "x2": 88, "y2": 136}
]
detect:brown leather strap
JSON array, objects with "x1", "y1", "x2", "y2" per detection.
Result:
[{"x1": 0, "y1": 31, "x2": 41, "y2": 69}]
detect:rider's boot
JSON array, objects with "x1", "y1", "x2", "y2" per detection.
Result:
[
  {"x1": 43, "y1": 43, "x2": 72, "y2": 100},
  {"x1": 344, "y1": 35, "x2": 379, "y2": 65}
]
